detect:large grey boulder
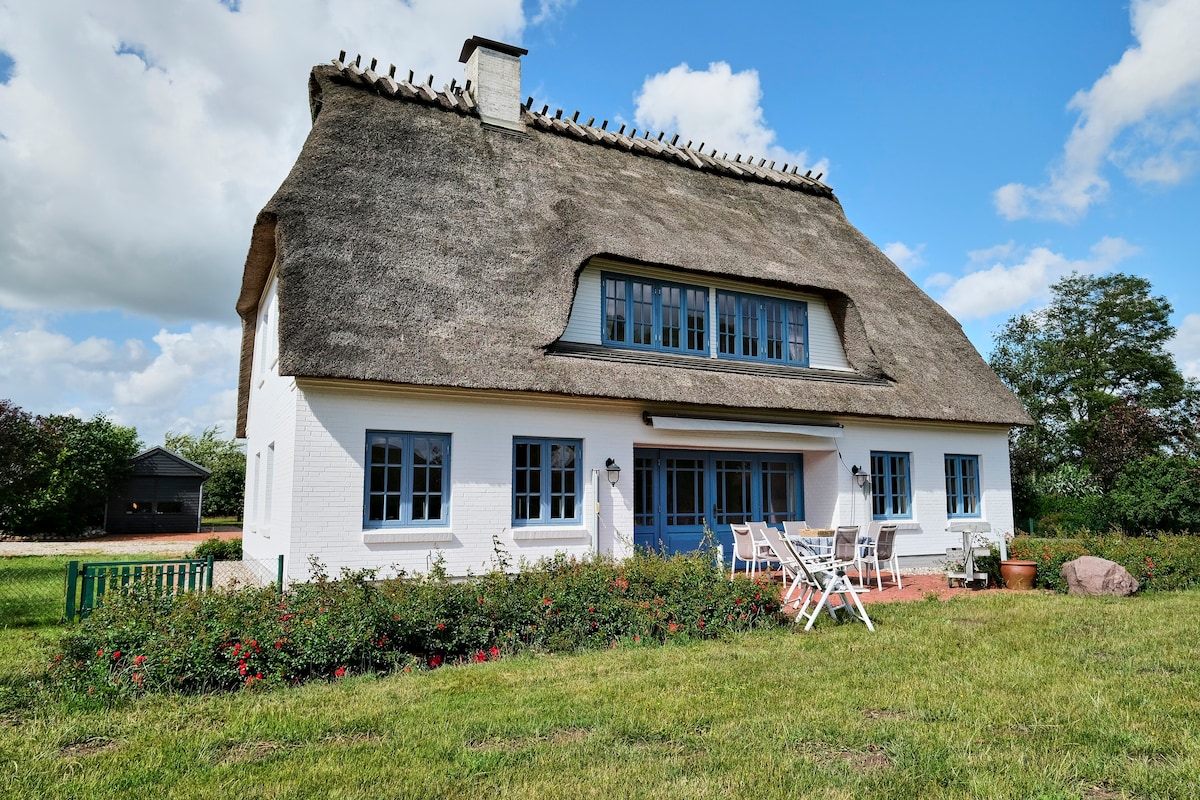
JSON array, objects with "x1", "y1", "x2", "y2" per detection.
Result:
[{"x1": 1060, "y1": 556, "x2": 1139, "y2": 596}]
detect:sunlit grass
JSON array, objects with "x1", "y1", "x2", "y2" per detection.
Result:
[{"x1": 3, "y1": 590, "x2": 1198, "y2": 798}]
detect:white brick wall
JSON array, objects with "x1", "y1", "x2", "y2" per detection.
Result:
[{"x1": 243, "y1": 375, "x2": 1016, "y2": 580}]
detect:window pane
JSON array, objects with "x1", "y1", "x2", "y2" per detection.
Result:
[
  {"x1": 661, "y1": 285, "x2": 681, "y2": 349},
  {"x1": 764, "y1": 300, "x2": 784, "y2": 360},
  {"x1": 632, "y1": 280, "x2": 654, "y2": 345},
  {"x1": 761, "y1": 460, "x2": 795, "y2": 524},
  {"x1": 634, "y1": 456, "x2": 655, "y2": 527},
  {"x1": 787, "y1": 303, "x2": 805, "y2": 362},
  {"x1": 686, "y1": 288, "x2": 707, "y2": 352},
  {"x1": 718, "y1": 293, "x2": 736, "y2": 355},
  {"x1": 715, "y1": 459, "x2": 751, "y2": 525},
  {"x1": 605, "y1": 277, "x2": 626, "y2": 342},
  {"x1": 386, "y1": 466, "x2": 402, "y2": 493},
  {"x1": 369, "y1": 495, "x2": 384, "y2": 521},
  {"x1": 740, "y1": 300, "x2": 759, "y2": 357},
  {"x1": 385, "y1": 495, "x2": 401, "y2": 521}
]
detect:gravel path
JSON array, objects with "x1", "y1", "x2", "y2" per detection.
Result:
[{"x1": 0, "y1": 530, "x2": 240, "y2": 558}]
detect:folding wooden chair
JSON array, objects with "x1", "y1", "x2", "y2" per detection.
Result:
[{"x1": 774, "y1": 535, "x2": 875, "y2": 632}]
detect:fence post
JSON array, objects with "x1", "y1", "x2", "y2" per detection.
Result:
[
  {"x1": 206, "y1": 555, "x2": 214, "y2": 589},
  {"x1": 64, "y1": 561, "x2": 79, "y2": 623},
  {"x1": 277, "y1": 554, "x2": 285, "y2": 598}
]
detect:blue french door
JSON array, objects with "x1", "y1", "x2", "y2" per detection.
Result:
[{"x1": 633, "y1": 449, "x2": 804, "y2": 557}]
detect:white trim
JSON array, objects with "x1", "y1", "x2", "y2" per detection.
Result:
[
  {"x1": 363, "y1": 529, "x2": 453, "y2": 544},
  {"x1": 645, "y1": 415, "x2": 843, "y2": 441}
]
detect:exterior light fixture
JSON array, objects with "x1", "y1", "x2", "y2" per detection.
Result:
[
  {"x1": 851, "y1": 465, "x2": 871, "y2": 489},
  {"x1": 605, "y1": 458, "x2": 621, "y2": 487}
]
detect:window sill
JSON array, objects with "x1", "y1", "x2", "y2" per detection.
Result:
[
  {"x1": 363, "y1": 529, "x2": 453, "y2": 544},
  {"x1": 512, "y1": 526, "x2": 589, "y2": 541}
]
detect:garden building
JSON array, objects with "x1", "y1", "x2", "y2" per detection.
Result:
[
  {"x1": 105, "y1": 446, "x2": 211, "y2": 535},
  {"x1": 235, "y1": 36, "x2": 1031, "y2": 580}
]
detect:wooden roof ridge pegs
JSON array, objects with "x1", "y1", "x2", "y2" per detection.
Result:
[
  {"x1": 541, "y1": 104, "x2": 549, "y2": 115},
  {"x1": 354, "y1": 54, "x2": 362, "y2": 67},
  {"x1": 338, "y1": 50, "x2": 347, "y2": 63},
  {"x1": 587, "y1": 117, "x2": 595, "y2": 126},
  {"x1": 601, "y1": 120, "x2": 608, "y2": 130},
  {"x1": 389, "y1": 64, "x2": 397, "y2": 79},
  {"x1": 757, "y1": 157, "x2": 766, "y2": 167},
  {"x1": 426, "y1": 74, "x2": 434, "y2": 86},
  {"x1": 464, "y1": 79, "x2": 472, "y2": 94},
  {"x1": 644, "y1": 130, "x2": 650, "y2": 139},
  {"x1": 670, "y1": 134, "x2": 679, "y2": 146},
  {"x1": 525, "y1": 95, "x2": 534, "y2": 109},
  {"x1": 628, "y1": 127, "x2": 635, "y2": 137},
  {"x1": 554, "y1": 108, "x2": 563, "y2": 119},
  {"x1": 791, "y1": 166, "x2": 799, "y2": 174},
  {"x1": 735, "y1": 154, "x2": 742, "y2": 162},
  {"x1": 369, "y1": 58, "x2": 377, "y2": 71},
  {"x1": 449, "y1": 78, "x2": 457, "y2": 90},
  {"x1": 571, "y1": 110, "x2": 580, "y2": 122},
  {"x1": 769, "y1": 160, "x2": 775, "y2": 170},
  {"x1": 408, "y1": 69, "x2": 415, "y2": 83},
  {"x1": 685, "y1": 140, "x2": 692, "y2": 149},
  {"x1": 721, "y1": 152, "x2": 727, "y2": 159},
  {"x1": 805, "y1": 169, "x2": 812, "y2": 177},
  {"x1": 814, "y1": 172, "x2": 823, "y2": 181},
  {"x1": 657, "y1": 131, "x2": 665, "y2": 141},
  {"x1": 780, "y1": 163, "x2": 788, "y2": 172}
]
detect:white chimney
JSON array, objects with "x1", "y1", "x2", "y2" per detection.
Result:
[{"x1": 459, "y1": 35, "x2": 528, "y2": 132}]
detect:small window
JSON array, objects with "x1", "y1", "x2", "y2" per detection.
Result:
[
  {"x1": 603, "y1": 273, "x2": 707, "y2": 355},
  {"x1": 945, "y1": 455, "x2": 980, "y2": 517},
  {"x1": 716, "y1": 290, "x2": 808, "y2": 365},
  {"x1": 126, "y1": 500, "x2": 153, "y2": 514},
  {"x1": 870, "y1": 451, "x2": 912, "y2": 519},
  {"x1": 365, "y1": 432, "x2": 450, "y2": 527},
  {"x1": 513, "y1": 438, "x2": 582, "y2": 525},
  {"x1": 156, "y1": 501, "x2": 184, "y2": 514}
]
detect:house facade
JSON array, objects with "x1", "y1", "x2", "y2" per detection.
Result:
[{"x1": 236, "y1": 37, "x2": 1031, "y2": 580}]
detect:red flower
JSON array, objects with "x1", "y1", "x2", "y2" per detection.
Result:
[
  {"x1": 112, "y1": 651, "x2": 121, "y2": 659},
  {"x1": 437, "y1": 623, "x2": 445, "y2": 630},
  {"x1": 96, "y1": 650, "x2": 105, "y2": 657},
  {"x1": 488, "y1": 646, "x2": 500, "y2": 659},
  {"x1": 477, "y1": 597, "x2": 484, "y2": 604},
  {"x1": 334, "y1": 666, "x2": 347, "y2": 678},
  {"x1": 543, "y1": 597, "x2": 552, "y2": 605},
  {"x1": 134, "y1": 655, "x2": 147, "y2": 665},
  {"x1": 668, "y1": 622, "x2": 678, "y2": 632},
  {"x1": 473, "y1": 651, "x2": 487, "y2": 663},
  {"x1": 429, "y1": 655, "x2": 443, "y2": 668}
]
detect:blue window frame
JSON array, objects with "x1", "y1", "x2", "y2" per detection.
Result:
[
  {"x1": 716, "y1": 290, "x2": 808, "y2": 365},
  {"x1": 365, "y1": 432, "x2": 450, "y2": 527},
  {"x1": 945, "y1": 454, "x2": 980, "y2": 517},
  {"x1": 870, "y1": 451, "x2": 911, "y2": 519},
  {"x1": 513, "y1": 438, "x2": 582, "y2": 525},
  {"x1": 603, "y1": 273, "x2": 708, "y2": 355}
]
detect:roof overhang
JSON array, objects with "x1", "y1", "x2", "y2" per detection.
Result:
[{"x1": 643, "y1": 413, "x2": 844, "y2": 447}]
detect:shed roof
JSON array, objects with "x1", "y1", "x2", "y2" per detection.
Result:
[
  {"x1": 235, "y1": 56, "x2": 1031, "y2": 436},
  {"x1": 130, "y1": 446, "x2": 212, "y2": 479}
]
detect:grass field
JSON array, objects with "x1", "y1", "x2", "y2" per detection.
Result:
[{"x1": 2, "y1": 586, "x2": 1198, "y2": 799}]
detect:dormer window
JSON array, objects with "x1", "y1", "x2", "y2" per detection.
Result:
[
  {"x1": 717, "y1": 290, "x2": 808, "y2": 366},
  {"x1": 603, "y1": 273, "x2": 708, "y2": 355}
]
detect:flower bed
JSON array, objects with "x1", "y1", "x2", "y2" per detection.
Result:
[
  {"x1": 44, "y1": 551, "x2": 783, "y2": 699},
  {"x1": 1008, "y1": 533, "x2": 1200, "y2": 592}
]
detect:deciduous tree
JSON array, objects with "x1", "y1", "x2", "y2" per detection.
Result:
[{"x1": 164, "y1": 427, "x2": 246, "y2": 518}]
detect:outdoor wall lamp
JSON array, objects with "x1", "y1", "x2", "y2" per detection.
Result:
[
  {"x1": 851, "y1": 465, "x2": 871, "y2": 489},
  {"x1": 605, "y1": 458, "x2": 621, "y2": 487}
]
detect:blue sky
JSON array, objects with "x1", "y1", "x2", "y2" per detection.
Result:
[{"x1": 1, "y1": 0, "x2": 1198, "y2": 446}]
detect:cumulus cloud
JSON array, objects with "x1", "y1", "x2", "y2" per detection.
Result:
[
  {"x1": 634, "y1": 62, "x2": 828, "y2": 178},
  {"x1": 0, "y1": 317, "x2": 241, "y2": 446},
  {"x1": 0, "y1": 0, "x2": 525, "y2": 320},
  {"x1": 936, "y1": 237, "x2": 1140, "y2": 321},
  {"x1": 883, "y1": 241, "x2": 925, "y2": 273},
  {"x1": 1170, "y1": 313, "x2": 1200, "y2": 381},
  {"x1": 994, "y1": 0, "x2": 1200, "y2": 222}
]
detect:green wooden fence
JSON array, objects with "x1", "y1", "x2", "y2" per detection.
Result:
[{"x1": 64, "y1": 557, "x2": 214, "y2": 622}]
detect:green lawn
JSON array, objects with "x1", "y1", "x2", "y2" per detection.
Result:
[{"x1": 2, "y1": 590, "x2": 1198, "y2": 798}]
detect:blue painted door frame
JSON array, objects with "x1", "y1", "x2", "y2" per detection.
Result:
[{"x1": 632, "y1": 449, "x2": 805, "y2": 557}]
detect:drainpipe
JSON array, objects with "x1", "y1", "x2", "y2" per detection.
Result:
[{"x1": 590, "y1": 468, "x2": 600, "y2": 555}]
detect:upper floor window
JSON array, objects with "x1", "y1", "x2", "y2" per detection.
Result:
[
  {"x1": 945, "y1": 454, "x2": 980, "y2": 517},
  {"x1": 717, "y1": 291, "x2": 808, "y2": 366},
  {"x1": 513, "y1": 438, "x2": 582, "y2": 525},
  {"x1": 603, "y1": 273, "x2": 707, "y2": 355},
  {"x1": 871, "y1": 451, "x2": 911, "y2": 519},
  {"x1": 365, "y1": 431, "x2": 450, "y2": 528}
]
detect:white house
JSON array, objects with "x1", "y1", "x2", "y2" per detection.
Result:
[{"x1": 235, "y1": 36, "x2": 1031, "y2": 580}]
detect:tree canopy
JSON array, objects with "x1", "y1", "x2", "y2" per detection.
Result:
[
  {"x1": 0, "y1": 400, "x2": 140, "y2": 535},
  {"x1": 989, "y1": 272, "x2": 1200, "y2": 531},
  {"x1": 164, "y1": 427, "x2": 246, "y2": 518}
]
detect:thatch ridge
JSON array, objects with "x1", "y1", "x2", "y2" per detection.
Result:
[{"x1": 235, "y1": 63, "x2": 1030, "y2": 437}]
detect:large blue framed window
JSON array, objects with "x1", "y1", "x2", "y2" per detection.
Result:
[
  {"x1": 365, "y1": 432, "x2": 450, "y2": 527},
  {"x1": 603, "y1": 273, "x2": 708, "y2": 354},
  {"x1": 716, "y1": 291, "x2": 808, "y2": 365},
  {"x1": 871, "y1": 451, "x2": 911, "y2": 519},
  {"x1": 513, "y1": 438, "x2": 582, "y2": 525},
  {"x1": 945, "y1": 454, "x2": 980, "y2": 517}
]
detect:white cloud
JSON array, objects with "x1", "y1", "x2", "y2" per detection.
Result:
[
  {"x1": 994, "y1": 0, "x2": 1200, "y2": 222},
  {"x1": 883, "y1": 241, "x2": 925, "y2": 273},
  {"x1": 1170, "y1": 313, "x2": 1200, "y2": 381},
  {"x1": 936, "y1": 237, "x2": 1140, "y2": 320},
  {"x1": 0, "y1": 318, "x2": 241, "y2": 447},
  {"x1": 0, "y1": 0, "x2": 525, "y2": 320},
  {"x1": 633, "y1": 62, "x2": 828, "y2": 177}
]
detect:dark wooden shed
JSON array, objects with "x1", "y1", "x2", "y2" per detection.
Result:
[{"x1": 105, "y1": 447, "x2": 211, "y2": 534}]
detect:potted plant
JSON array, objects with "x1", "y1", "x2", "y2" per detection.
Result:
[{"x1": 997, "y1": 531, "x2": 1037, "y2": 589}]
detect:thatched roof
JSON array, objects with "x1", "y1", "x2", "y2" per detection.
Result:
[{"x1": 235, "y1": 57, "x2": 1031, "y2": 437}]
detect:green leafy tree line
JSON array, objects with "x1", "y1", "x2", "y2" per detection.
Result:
[
  {"x1": 164, "y1": 427, "x2": 246, "y2": 519},
  {"x1": 989, "y1": 272, "x2": 1200, "y2": 533},
  {"x1": 0, "y1": 400, "x2": 140, "y2": 535}
]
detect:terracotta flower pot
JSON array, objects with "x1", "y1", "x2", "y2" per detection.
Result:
[{"x1": 999, "y1": 559, "x2": 1038, "y2": 590}]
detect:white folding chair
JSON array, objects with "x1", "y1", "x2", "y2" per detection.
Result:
[
  {"x1": 774, "y1": 535, "x2": 874, "y2": 632},
  {"x1": 857, "y1": 523, "x2": 901, "y2": 590},
  {"x1": 754, "y1": 522, "x2": 801, "y2": 586},
  {"x1": 729, "y1": 523, "x2": 773, "y2": 580}
]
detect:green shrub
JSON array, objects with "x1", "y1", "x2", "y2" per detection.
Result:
[
  {"x1": 1008, "y1": 533, "x2": 1200, "y2": 592},
  {"x1": 43, "y1": 551, "x2": 783, "y2": 700},
  {"x1": 189, "y1": 537, "x2": 242, "y2": 561}
]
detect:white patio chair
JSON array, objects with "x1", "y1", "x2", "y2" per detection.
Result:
[
  {"x1": 773, "y1": 535, "x2": 874, "y2": 632},
  {"x1": 730, "y1": 523, "x2": 773, "y2": 580},
  {"x1": 753, "y1": 522, "x2": 802, "y2": 586},
  {"x1": 857, "y1": 523, "x2": 901, "y2": 590}
]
